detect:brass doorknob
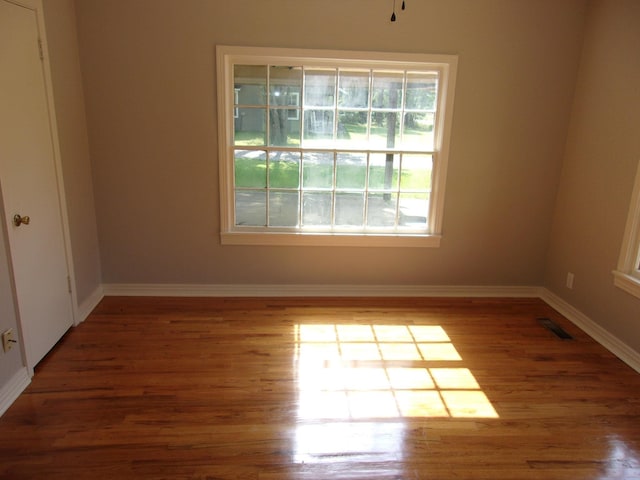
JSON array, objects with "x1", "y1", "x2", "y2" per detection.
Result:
[{"x1": 13, "y1": 214, "x2": 30, "y2": 227}]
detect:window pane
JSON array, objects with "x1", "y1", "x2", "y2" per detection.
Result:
[
  {"x1": 304, "y1": 69, "x2": 336, "y2": 107},
  {"x1": 367, "y1": 193, "x2": 398, "y2": 227},
  {"x1": 372, "y1": 72, "x2": 403, "y2": 110},
  {"x1": 399, "y1": 193, "x2": 428, "y2": 227},
  {"x1": 337, "y1": 111, "x2": 368, "y2": 148},
  {"x1": 405, "y1": 73, "x2": 438, "y2": 111},
  {"x1": 234, "y1": 65, "x2": 266, "y2": 105},
  {"x1": 336, "y1": 152, "x2": 367, "y2": 190},
  {"x1": 400, "y1": 154, "x2": 432, "y2": 191},
  {"x1": 287, "y1": 108, "x2": 300, "y2": 121},
  {"x1": 234, "y1": 108, "x2": 266, "y2": 146},
  {"x1": 303, "y1": 152, "x2": 334, "y2": 189},
  {"x1": 303, "y1": 110, "x2": 334, "y2": 143},
  {"x1": 269, "y1": 151, "x2": 300, "y2": 188},
  {"x1": 269, "y1": 191, "x2": 299, "y2": 227},
  {"x1": 234, "y1": 150, "x2": 266, "y2": 188},
  {"x1": 369, "y1": 112, "x2": 400, "y2": 149},
  {"x1": 269, "y1": 108, "x2": 301, "y2": 146},
  {"x1": 338, "y1": 71, "x2": 370, "y2": 109},
  {"x1": 302, "y1": 192, "x2": 332, "y2": 226},
  {"x1": 235, "y1": 190, "x2": 266, "y2": 226},
  {"x1": 335, "y1": 193, "x2": 364, "y2": 226},
  {"x1": 368, "y1": 153, "x2": 399, "y2": 191},
  {"x1": 270, "y1": 66, "x2": 302, "y2": 106},
  {"x1": 402, "y1": 112, "x2": 435, "y2": 151}
]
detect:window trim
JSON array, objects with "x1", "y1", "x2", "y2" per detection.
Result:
[
  {"x1": 613, "y1": 159, "x2": 640, "y2": 298},
  {"x1": 216, "y1": 46, "x2": 458, "y2": 247}
]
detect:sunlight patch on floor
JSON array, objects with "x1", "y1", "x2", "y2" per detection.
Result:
[{"x1": 295, "y1": 324, "x2": 498, "y2": 420}]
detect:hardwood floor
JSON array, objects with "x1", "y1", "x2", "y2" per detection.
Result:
[{"x1": 1, "y1": 296, "x2": 640, "y2": 479}]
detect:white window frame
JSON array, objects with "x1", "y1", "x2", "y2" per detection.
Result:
[
  {"x1": 216, "y1": 46, "x2": 458, "y2": 247},
  {"x1": 613, "y1": 159, "x2": 640, "y2": 298}
]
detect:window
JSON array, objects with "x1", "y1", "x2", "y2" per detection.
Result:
[
  {"x1": 216, "y1": 46, "x2": 457, "y2": 247},
  {"x1": 614, "y1": 159, "x2": 640, "y2": 298}
]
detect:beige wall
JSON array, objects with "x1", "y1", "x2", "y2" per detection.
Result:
[
  {"x1": 42, "y1": 0, "x2": 102, "y2": 305},
  {"x1": 74, "y1": 0, "x2": 586, "y2": 286},
  {"x1": 545, "y1": 0, "x2": 640, "y2": 350}
]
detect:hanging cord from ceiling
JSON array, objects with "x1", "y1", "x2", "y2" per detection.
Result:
[{"x1": 390, "y1": 0, "x2": 406, "y2": 22}]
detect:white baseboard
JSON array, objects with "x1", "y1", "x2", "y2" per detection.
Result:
[
  {"x1": 1, "y1": 283, "x2": 637, "y2": 417},
  {"x1": 0, "y1": 368, "x2": 30, "y2": 417},
  {"x1": 93, "y1": 282, "x2": 640, "y2": 375},
  {"x1": 102, "y1": 283, "x2": 541, "y2": 298},
  {"x1": 76, "y1": 284, "x2": 104, "y2": 325},
  {"x1": 540, "y1": 288, "x2": 640, "y2": 374}
]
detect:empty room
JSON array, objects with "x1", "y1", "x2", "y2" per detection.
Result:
[{"x1": 1, "y1": 0, "x2": 639, "y2": 478}]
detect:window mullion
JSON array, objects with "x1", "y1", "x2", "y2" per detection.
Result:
[
  {"x1": 296, "y1": 150, "x2": 302, "y2": 229},
  {"x1": 331, "y1": 151, "x2": 337, "y2": 228},
  {"x1": 266, "y1": 65, "x2": 271, "y2": 149},
  {"x1": 334, "y1": 69, "x2": 339, "y2": 144},
  {"x1": 265, "y1": 149, "x2": 270, "y2": 227},
  {"x1": 363, "y1": 152, "x2": 371, "y2": 229},
  {"x1": 367, "y1": 69, "x2": 373, "y2": 146},
  {"x1": 300, "y1": 68, "x2": 306, "y2": 227},
  {"x1": 301, "y1": 67, "x2": 307, "y2": 147},
  {"x1": 400, "y1": 73, "x2": 408, "y2": 151},
  {"x1": 265, "y1": 67, "x2": 271, "y2": 228},
  {"x1": 395, "y1": 153, "x2": 403, "y2": 228}
]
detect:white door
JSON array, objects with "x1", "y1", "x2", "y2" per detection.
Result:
[{"x1": 0, "y1": 0, "x2": 74, "y2": 368}]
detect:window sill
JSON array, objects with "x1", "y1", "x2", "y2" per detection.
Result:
[
  {"x1": 220, "y1": 231, "x2": 442, "y2": 248},
  {"x1": 613, "y1": 270, "x2": 640, "y2": 299}
]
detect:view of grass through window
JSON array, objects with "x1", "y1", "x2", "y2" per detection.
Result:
[{"x1": 232, "y1": 65, "x2": 439, "y2": 232}]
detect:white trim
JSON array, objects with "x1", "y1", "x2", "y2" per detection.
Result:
[
  {"x1": 7, "y1": 283, "x2": 639, "y2": 410},
  {"x1": 102, "y1": 283, "x2": 540, "y2": 298},
  {"x1": 612, "y1": 270, "x2": 640, "y2": 299},
  {"x1": 33, "y1": 0, "x2": 79, "y2": 325},
  {"x1": 614, "y1": 158, "x2": 640, "y2": 299},
  {"x1": 221, "y1": 231, "x2": 441, "y2": 247},
  {"x1": 100, "y1": 283, "x2": 640, "y2": 374},
  {"x1": 540, "y1": 288, "x2": 640, "y2": 374},
  {"x1": 0, "y1": 367, "x2": 30, "y2": 417},
  {"x1": 76, "y1": 285, "x2": 104, "y2": 324},
  {"x1": 216, "y1": 46, "x2": 457, "y2": 246}
]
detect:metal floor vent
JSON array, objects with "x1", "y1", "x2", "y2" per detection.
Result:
[{"x1": 537, "y1": 317, "x2": 573, "y2": 340}]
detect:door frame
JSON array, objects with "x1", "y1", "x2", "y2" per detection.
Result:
[{"x1": 2, "y1": 0, "x2": 79, "y2": 374}]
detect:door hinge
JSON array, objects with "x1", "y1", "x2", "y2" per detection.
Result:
[
  {"x1": 37, "y1": 38, "x2": 44, "y2": 60},
  {"x1": 67, "y1": 276, "x2": 72, "y2": 294}
]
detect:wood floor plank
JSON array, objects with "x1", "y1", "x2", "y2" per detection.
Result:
[{"x1": 1, "y1": 297, "x2": 640, "y2": 479}]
